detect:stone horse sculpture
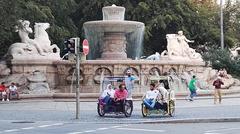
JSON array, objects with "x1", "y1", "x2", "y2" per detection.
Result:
[
  {"x1": 7, "y1": 20, "x2": 60, "y2": 60},
  {"x1": 34, "y1": 23, "x2": 59, "y2": 54}
]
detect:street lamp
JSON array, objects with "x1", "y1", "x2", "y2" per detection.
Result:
[{"x1": 220, "y1": 0, "x2": 224, "y2": 49}]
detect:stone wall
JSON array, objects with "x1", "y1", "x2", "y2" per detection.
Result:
[
  {"x1": 54, "y1": 60, "x2": 206, "y2": 93},
  {"x1": 10, "y1": 60, "x2": 58, "y2": 89},
  {"x1": 7, "y1": 59, "x2": 235, "y2": 94}
]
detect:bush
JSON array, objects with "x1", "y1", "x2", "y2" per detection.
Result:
[{"x1": 202, "y1": 47, "x2": 240, "y2": 76}]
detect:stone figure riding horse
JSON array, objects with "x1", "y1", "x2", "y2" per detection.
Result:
[
  {"x1": 8, "y1": 20, "x2": 59, "y2": 58},
  {"x1": 8, "y1": 20, "x2": 39, "y2": 56}
]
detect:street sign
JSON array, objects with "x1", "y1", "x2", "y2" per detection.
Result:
[{"x1": 82, "y1": 39, "x2": 89, "y2": 55}]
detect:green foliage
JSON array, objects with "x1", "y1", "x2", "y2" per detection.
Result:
[
  {"x1": 202, "y1": 48, "x2": 240, "y2": 76},
  {"x1": 0, "y1": 0, "x2": 240, "y2": 58},
  {"x1": 0, "y1": 0, "x2": 78, "y2": 57}
]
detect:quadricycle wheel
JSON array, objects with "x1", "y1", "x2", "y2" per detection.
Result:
[
  {"x1": 123, "y1": 100, "x2": 133, "y2": 117},
  {"x1": 97, "y1": 103, "x2": 105, "y2": 117},
  {"x1": 141, "y1": 103, "x2": 148, "y2": 117},
  {"x1": 168, "y1": 100, "x2": 175, "y2": 117}
]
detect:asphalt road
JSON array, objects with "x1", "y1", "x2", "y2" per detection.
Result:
[
  {"x1": 1, "y1": 98, "x2": 240, "y2": 123},
  {"x1": 0, "y1": 97, "x2": 240, "y2": 134},
  {"x1": 0, "y1": 121, "x2": 240, "y2": 134}
]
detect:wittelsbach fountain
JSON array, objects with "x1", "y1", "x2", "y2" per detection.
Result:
[
  {"x1": 0, "y1": 5, "x2": 237, "y2": 96},
  {"x1": 55, "y1": 5, "x2": 235, "y2": 94}
]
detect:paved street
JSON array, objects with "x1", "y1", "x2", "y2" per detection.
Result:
[
  {"x1": 0, "y1": 121, "x2": 240, "y2": 134},
  {"x1": 0, "y1": 97, "x2": 240, "y2": 134}
]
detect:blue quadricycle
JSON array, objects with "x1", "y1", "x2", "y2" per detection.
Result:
[{"x1": 97, "y1": 76, "x2": 133, "y2": 117}]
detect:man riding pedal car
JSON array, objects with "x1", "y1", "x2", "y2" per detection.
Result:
[
  {"x1": 155, "y1": 80, "x2": 169, "y2": 111},
  {"x1": 143, "y1": 83, "x2": 159, "y2": 109},
  {"x1": 114, "y1": 84, "x2": 128, "y2": 104}
]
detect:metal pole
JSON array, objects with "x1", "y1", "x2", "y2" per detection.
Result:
[
  {"x1": 75, "y1": 37, "x2": 80, "y2": 119},
  {"x1": 220, "y1": 0, "x2": 224, "y2": 49}
]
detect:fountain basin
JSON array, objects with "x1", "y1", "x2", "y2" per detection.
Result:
[{"x1": 84, "y1": 20, "x2": 144, "y2": 33}]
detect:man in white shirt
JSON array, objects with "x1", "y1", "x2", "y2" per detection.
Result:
[
  {"x1": 143, "y1": 83, "x2": 159, "y2": 109},
  {"x1": 9, "y1": 82, "x2": 19, "y2": 100}
]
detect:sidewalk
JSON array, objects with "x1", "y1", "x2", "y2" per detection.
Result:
[
  {"x1": 1, "y1": 97, "x2": 240, "y2": 123},
  {"x1": 17, "y1": 87, "x2": 240, "y2": 101}
]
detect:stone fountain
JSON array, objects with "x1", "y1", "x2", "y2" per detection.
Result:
[
  {"x1": 0, "y1": 5, "x2": 238, "y2": 96},
  {"x1": 83, "y1": 5, "x2": 145, "y2": 60},
  {"x1": 55, "y1": 4, "x2": 236, "y2": 94}
]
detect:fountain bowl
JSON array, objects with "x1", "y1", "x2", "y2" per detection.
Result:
[{"x1": 84, "y1": 20, "x2": 144, "y2": 33}]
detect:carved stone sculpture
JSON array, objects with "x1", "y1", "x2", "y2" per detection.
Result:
[
  {"x1": 27, "y1": 70, "x2": 50, "y2": 94},
  {"x1": 230, "y1": 47, "x2": 240, "y2": 57},
  {"x1": 7, "y1": 20, "x2": 60, "y2": 60},
  {"x1": 161, "y1": 31, "x2": 202, "y2": 61},
  {"x1": 146, "y1": 52, "x2": 160, "y2": 60},
  {"x1": 0, "y1": 61, "x2": 10, "y2": 77}
]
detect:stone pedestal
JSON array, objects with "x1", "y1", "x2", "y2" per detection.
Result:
[
  {"x1": 54, "y1": 60, "x2": 208, "y2": 93},
  {"x1": 100, "y1": 32, "x2": 127, "y2": 60},
  {"x1": 4, "y1": 59, "x2": 231, "y2": 94},
  {"x1": 10, "y1": 60, "x2": 59, "y2": 88}
]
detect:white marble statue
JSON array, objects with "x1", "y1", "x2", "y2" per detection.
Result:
[
  {"x1": 230, "y1": 47, "x2": 240, "y2": 57},
  {"x1": 7, "y1": 20, "x2": 60, "y2": 60},
  {"x1": 161, "y1": 31, "x2": 202, "y2": 61},
  {"x1": 146, "y1": 52, "x2": 160, "y2": 60}
]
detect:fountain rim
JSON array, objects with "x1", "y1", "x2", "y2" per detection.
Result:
[
  {"x1": 83, "y1": 20, "x2": 144, "y2": 26},
  {"x1": 54, "y1": 60, "x2": 205, "y2": 66},
  {"x1": 102, "y1": 5, "x2": 125, "y2": 9},
  {"x1": 83, "y1": 20, "x2": 145, "y2": 33}
]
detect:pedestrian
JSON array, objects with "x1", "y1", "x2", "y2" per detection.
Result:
[
  {"x1": 0, "y1": 82, "x2": 9, "y2": 101},
  {"x1": 9, "y1": 82, "x2": 20, "y2": 100},
  {"x1": 213, "y1": 77, "x2": 224, "y2": 104},
  {"x1": 124, "y1": 69, "x2": 135, "y2": 100},
  {"x1": 188, "y1": 75, "x2": 197, "y2": 101}
]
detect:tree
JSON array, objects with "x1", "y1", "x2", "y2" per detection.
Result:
[
  {"x1": 202, "y1": 48, "x2": 240, "y2": 76},
  {"x1": 1, "y1": 0, "x2": 240, "y2": 58},
  {"x1": 0, "y1": 0, "x2": 78, "y2": 57}
]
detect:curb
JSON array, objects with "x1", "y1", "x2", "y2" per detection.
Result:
[
  {"x1": 138, "y1": 117, "x2": 240, "y2": 124},
  {"x1": 18, "y1": 91, "x2": 240, "y2": 100},
  {"x1": 61, "y1": 117, "x2": 240, "y2": 124}
]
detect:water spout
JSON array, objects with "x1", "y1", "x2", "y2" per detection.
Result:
[
  {"x1": 154, "y1": 70, "x2": 160, "y2": 76},
  {"x1": 99, "y1": 70, "x2": 105, "y2": 93},
  {"x1": 70, "y1": 69, "x2": 76, "y2": 93},
  {"x1": 170, "y1": 72, "x2": 188, "y2": 92}
]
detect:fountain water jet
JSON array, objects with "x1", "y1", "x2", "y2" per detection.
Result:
[{"x1": 84, "y1": 5, "x2": 145, "y2": 60}]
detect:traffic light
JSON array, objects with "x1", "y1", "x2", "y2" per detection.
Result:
[
  {"x1": 64, "y1": 38, "x2": 75, "y2": 54},
  {"x1": 66, "y1": 37, "x2": 82, "y2": 54}
]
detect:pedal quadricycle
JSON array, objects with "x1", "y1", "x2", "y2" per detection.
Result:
[
  {"x1": 97, "y1": 76, "x2": 133, "y2": 117},
  {"x1": 141, "y1": 76, "x2": 175, "y2": 117}
]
